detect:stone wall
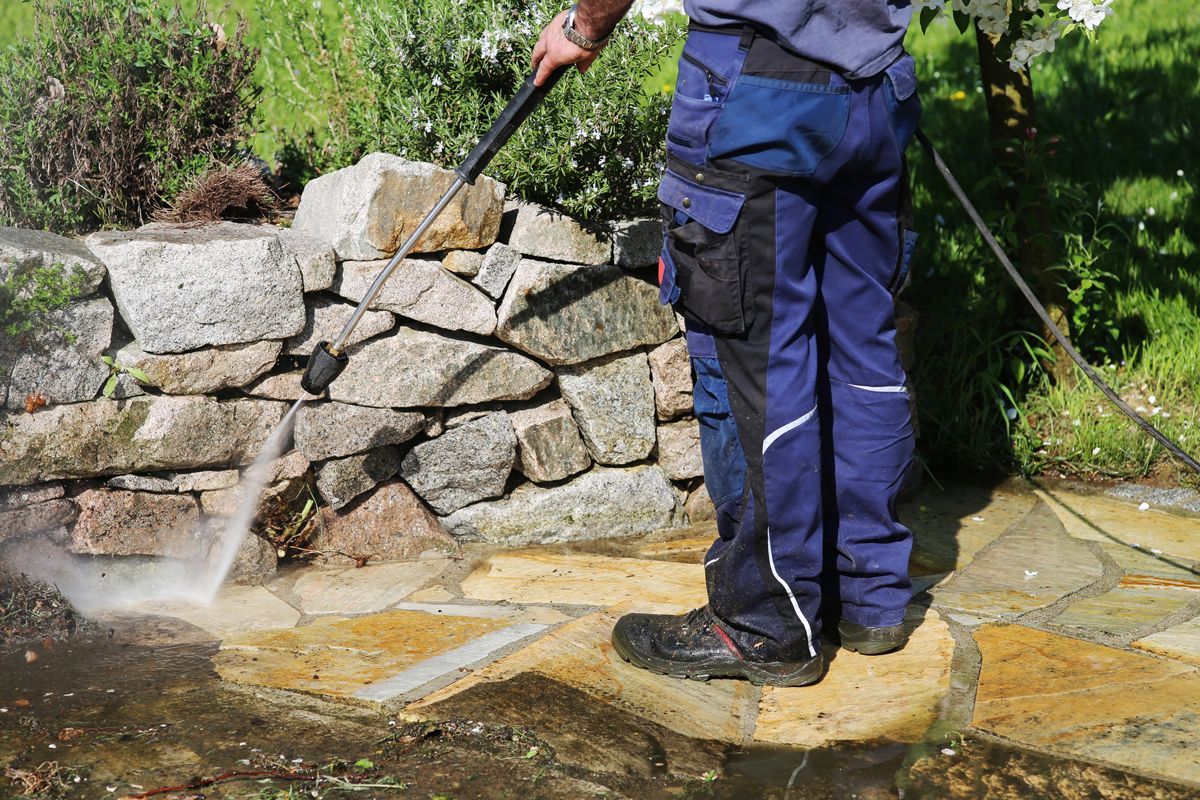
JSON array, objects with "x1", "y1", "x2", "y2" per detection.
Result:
[{"x1": 0, "y1": 154, "x2": 714, "y2": 580}]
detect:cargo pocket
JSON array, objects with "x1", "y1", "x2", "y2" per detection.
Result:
[
  {"x1": 657, "y1": 167, "x2": 751, "y2": 334},
  {"x1": 707, "y1": 75, "x2": 850, "y2": 175},
  {"x1": 666, "y1": 48, "x2": 733, "y2": 164}
]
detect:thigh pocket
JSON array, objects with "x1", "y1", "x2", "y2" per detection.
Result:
[
  {"x1": 708, "y1": 76, "x2": 850, "y2": 176},
  {"x1": 658, "y1": 168, "x2": 751, "y2": 335},
  {"x1": 666, "y1": 48, "x2": 731, "y2": 164}
]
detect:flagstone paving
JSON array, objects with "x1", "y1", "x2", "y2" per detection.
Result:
[
  {"x1": 1134, "y1": 616, "x2": 1200, "y2": 666},
  {"x1": 1037, "y1": 487, "x2": 1200, "y2": 563},
  {"x1": 125, "y1": 479, "x2": 1200, "y2": 793},
  {"x1": 972, "y1": 623, "x2": 1200, "y2": 785},
  {"x1": 754, "y1": 605, "x2": 954, "y2": 748},
  {"x1": 280, "y1": 558, "x2": 452, "y2": 615},
  {"x1": 460, "y1": 550, "x2": 707, "y2": 609},
  {"x1": 932, "y1": 500, "x2": 1105, "y2": 617}
]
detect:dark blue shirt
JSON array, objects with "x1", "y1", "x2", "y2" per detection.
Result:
[{"x1": 683, "y1": 0, "x2": 914, "y2": 79}]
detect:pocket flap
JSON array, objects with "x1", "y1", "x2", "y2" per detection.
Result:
[
  {"x1": 885, "y1": 54, "x2": 917, "y2": 102},
  {"x1": 657, "y1": 170, "x2": 746, "y2": 234}
]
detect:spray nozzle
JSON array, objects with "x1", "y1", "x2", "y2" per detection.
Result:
[{"x1": 300, "y1": 341, "x2": 348, "y2": 396}]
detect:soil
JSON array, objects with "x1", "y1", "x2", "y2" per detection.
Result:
[{"x1": 0, "y1": 570, "x2": 94, "y2": 646}]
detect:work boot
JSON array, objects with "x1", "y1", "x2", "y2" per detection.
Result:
[
  {"x1": 611, "y1": 606, "x2": 823, "y2": 687},
  {"x1": 836, "y1": 619, "x2": 908, "y2": 655}
]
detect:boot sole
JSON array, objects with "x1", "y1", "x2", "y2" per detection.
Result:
[
  {"x1": 611, "y1": 635, "x2": 823, "y2": 687},
  {"x1": 840, "y1": 638, "x2": 907, "y2": 656}
]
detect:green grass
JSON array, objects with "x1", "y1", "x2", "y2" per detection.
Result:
[{"x1": 903, "y1": 0, "x2": 1200, "y2": 482}]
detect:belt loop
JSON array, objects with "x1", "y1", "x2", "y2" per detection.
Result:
[{"x1": 738, "y1": 26, "x2": 755, "y2": 52}]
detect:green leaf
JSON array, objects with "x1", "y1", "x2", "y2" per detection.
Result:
[
  {"x1": 126, "y1": 367, "x2": 152, "y2": 384},
  {"x1": 353, "y1": 758, "x2": 375, "y2": 770},
  {"x1": 953, "y1": 9, "x2": 972, "y2": 33},
  {"x1": 100, "y1": 355, "x2": 115, "y2": 366},
  {"x1": 920, "y1": 7, "x2": 940, "y2": 33},
  {"x1": 102, "y1": 374, "x2": 119, "y2": 397}
]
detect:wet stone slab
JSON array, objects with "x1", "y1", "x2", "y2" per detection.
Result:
[
  {"x1": 154, "y1": 585, "x2": 301, "y2": 638},
  {"x1": 460, "y1": 551, "x2": 707, "y2": 610},
  {"x1": 281, "y1": 559, "x2": 451, "y2": 616},
  {"x1": 754, "y1": 606, "x2": 954, "y2": 748},
  {"x1": 1133, "y1": 615, "x2": 1200, "y2": 666},
  {"x1": 1036, "y1": 487, "x2": 1200, "y2": 564},
  {"x1": 214, "y1": 608, "x2": 546, "y2": 702},
  {"x1": 1052, "y1": 585, "x2": 1198, "y2": 636},
  {"x1": 971, "y1": 623, "x2": 1200, "y2": 786},
  {"x1": 932, "y1": 500, "x2": 1104, "y2": 617},
  {"x1": 902, "y1": 482, "x2": 1038, "y2": 575}
]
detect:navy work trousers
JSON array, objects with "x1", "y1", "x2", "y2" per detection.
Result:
[{"x1": 657, "y1": 27, "x2": 921, "y2": 660}]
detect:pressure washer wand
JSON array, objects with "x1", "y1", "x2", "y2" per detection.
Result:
[{"x1": 299, "y1": 66, "x2": 568, "y2": 396}]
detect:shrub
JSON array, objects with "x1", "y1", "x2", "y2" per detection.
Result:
[
  {"x1": 349, "y1": 0, "x2": 682, "y2": 223},
  {"x1": 0, "y1": 0, "x2": 261, "y2": 233}
]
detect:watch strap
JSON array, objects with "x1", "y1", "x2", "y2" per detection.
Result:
[{"x1": 563, "y1": 5, "x2": 610, "y2": 51}]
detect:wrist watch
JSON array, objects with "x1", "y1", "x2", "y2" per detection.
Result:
[{"x1": 562, "y1": 4, "x2": 611, "y2": 51}]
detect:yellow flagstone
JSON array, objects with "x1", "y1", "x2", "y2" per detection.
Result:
[
  {"x1": 1133, "y1": 616, "x2": 1200, "y2": 667},
  {"x1": 903, "y1": 482, "x2": 1037, "y2": 574},
  {"x1": 409, "y1": 603, "x2": 756, "y2": 744},
  {"x1": 214, "y1": 609, "x2": 512, "y2": 698},
  {"x1": 753, "y1": 606, "x2": 954, "y2": 747},
  {"x1": 460, "y1": 551, "x2": 707, "y2": 610},
  {"x1": 972, "y1": 623, "x2": 1200, "y2": 785},
  {"x1": 1036, "y1": 488, "x2": 1200, "y2": 563}
]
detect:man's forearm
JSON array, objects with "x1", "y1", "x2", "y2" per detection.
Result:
[{"x1": 574, "y1": 0, "x2": 635, "y2": 41}]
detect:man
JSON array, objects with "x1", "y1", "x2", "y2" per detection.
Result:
[{"x1": 533, "y1": 1, "x2": 921, "y2": 687}]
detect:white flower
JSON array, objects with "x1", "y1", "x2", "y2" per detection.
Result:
[
  {"x1": 1057, "y1": 0, "x2": 1114, "y2": 29},
  {"x1": 1092, "y1": 447, "x2": 1101, "y2": 455},
  {"x1": 1138, "y1": 502, "x2": 1151, "y2": 511},
  {"x1": 431, "y1": 75, "x2": 443, "y2": 87}
]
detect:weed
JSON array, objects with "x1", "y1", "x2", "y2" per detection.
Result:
[{"x1": 99, "y1": 356, "x2": 152, "y2": 398}]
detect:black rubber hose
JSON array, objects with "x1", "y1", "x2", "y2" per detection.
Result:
[{"x1": 914, "y1": 127, "x2": 1200, "y2": 476}]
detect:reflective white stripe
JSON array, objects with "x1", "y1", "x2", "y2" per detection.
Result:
[
  {"x1": 761, "y1": 406, "x2": 818, "y2": 453},
  {"x1": 844, "y1": 383, "x2": 908, "y2": 393},
  {"x1": 766, "y1": 526, "x2": 818, "y2": 658},
  {"x1": 704, "y1": 557, "x2": 721, "y2": 567}
]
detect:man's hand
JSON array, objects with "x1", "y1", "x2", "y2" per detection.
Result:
[
  {"x1": 531, "y1": 9, "x2": 601, "y2": 86},
  {"x1": 531, "y1": 2, "x2": 632, "y2": 85}
]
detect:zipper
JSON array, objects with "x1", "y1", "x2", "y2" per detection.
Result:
[{"x1": 680, "y1": 50, "x2": 728, "y2": 101}]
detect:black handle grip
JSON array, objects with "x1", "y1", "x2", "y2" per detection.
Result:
[{"x1": 456, "y1": 65, "x2": 570, "y2": 185}]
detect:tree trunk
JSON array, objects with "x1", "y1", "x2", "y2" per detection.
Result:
[{"x1": 974, "y1": 23, "x2": 1074, "y2": 385}]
